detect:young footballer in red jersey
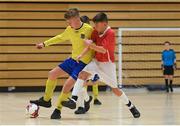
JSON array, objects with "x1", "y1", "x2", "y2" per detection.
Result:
[
  {"x1": 62, "y1": 12, "x2": 141, "y2": 118},
  {"x1": 74, "y1": 15, "x2": 102, "y2": 115}
]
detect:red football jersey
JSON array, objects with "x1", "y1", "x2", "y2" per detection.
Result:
[{"x1": 91, "y1": 27, "x2": 115, "y2": 62}]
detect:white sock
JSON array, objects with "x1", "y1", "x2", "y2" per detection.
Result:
[
  {"x1": 82, "y1": 87, "x2": 89, "y2": 102},
  {"x1": 77, "y1": 89, "x2": 85, "y2": 108},
  {"x1": 72, "y1": 79, "x2": 84, "y2": 96},
  {"x1": 120, "y1": 91, "x2": 134, "y2": 109}
]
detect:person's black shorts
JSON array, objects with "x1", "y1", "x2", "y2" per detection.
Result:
[{"x1": 163, "y1": 65, "x2": 174, "y2": 75}]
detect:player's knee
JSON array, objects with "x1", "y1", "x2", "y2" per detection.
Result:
[
  {"x1": 62, "y1": 85, "x2": 71, "y2": 93},
  {"x1": 78, "y1": 71, "x2": 88, "y2": 80},
  {"x1": 48, "y1": 70, "x2": 57, "y2": 80},
  {"x1": 62, "y1": 78, "x2": 75, "y2": 93},
  {"x1": 169, "y1": 75, "x2": 173, "y2": 79},
  {"x1": 164, "y1": 75, "x2": 168, "y2": 79},
  {"x1": 112, "y1": 88, "x2": 122, "y2": 96}
]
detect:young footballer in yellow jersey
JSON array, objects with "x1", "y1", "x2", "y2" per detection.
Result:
[{"x1": 30, "y1": 8, "x2": 94, "y2": 119}]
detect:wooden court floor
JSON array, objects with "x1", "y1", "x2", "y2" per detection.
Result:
[{"x1": 0, "y1": 88, "x2": 180, "y2": 125}]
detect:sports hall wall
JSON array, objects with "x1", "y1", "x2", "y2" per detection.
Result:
[{"x1": 0, "y1": 0, "x2": 180, "y2": 87}]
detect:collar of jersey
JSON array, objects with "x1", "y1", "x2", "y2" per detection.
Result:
[
  {"x1": 75, "y1": 22, "x2": 84, "y2": 31},
  {"x1": 99, "y1": 26, "x2": 111, "y2": 38}
]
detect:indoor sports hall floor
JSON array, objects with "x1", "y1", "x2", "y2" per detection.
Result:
[{"x1": 0, "y1": 88, "x2": 180, "y2": 125}]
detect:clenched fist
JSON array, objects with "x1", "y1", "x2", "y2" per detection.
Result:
[{"x1": 36, "y1": 43, "x2": 45, "y2": 49}]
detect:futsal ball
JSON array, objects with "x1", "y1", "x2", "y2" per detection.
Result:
[{"x1": 26, "y1": 103, "x2": 39, "y2": 118}]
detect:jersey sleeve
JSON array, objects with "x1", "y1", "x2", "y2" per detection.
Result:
[
  {"x1": 44, "y1": 27, "x2": 70, "y2": 47},
  {"x1": 91, "y1": 29, "x2": 96, "y2": 42},
  {"x1": 85, "y1": 26, "x2": 93, "y2": 39}
]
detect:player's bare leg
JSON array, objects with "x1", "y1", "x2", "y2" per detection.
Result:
[
  {"x1": 62, "y1": 67, "x2": 141, "y2": 118},
  {"x1": 112, "y1": 88, "x2": 140, "y2": 118},
  {"x1": 62, "y1": 71, "x2": 93, "y2": 111},
  {"x1": 75, "y1": 86, "x2": 140, "y2": 118},
  {"x1": 30, "y1": 66, "x2": 67, "y2": 108},
  {"x1": 74, "y1": 74, "x2": 100, "y2": 114}
]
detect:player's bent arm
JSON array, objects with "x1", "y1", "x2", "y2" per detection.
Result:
[
  {"x1": 88, "y1": 31, "x2": 115, "y2": 54},
  {"x1": 76, "y1": 46, "x2": 90, "y2": 62},
  {"x1": 84, "y1": 39, "x2": 106, "y2": 54},
  {"x1": 80, "y1": 46, "x2": 90, "y2": 57},
  {"x1": 89, "y1": 44, "x2": 106, "y2": 54}
]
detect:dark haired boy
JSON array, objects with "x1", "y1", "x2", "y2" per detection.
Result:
[
  {"x1": 62, "y1": 12, "x2": 141, "y2": 118},
  {"x1": 80, "y1": 15, "x2": 102, "y2": 105},
  {"x1": 162, "y1": 41, "x2": 176, "y2": 92},
  {"x1": 73, "y1": 15, "x2": 102, "y2": 114},
  {"x1": 80, "y1": 15, "x2": 90, "y2": 24}
]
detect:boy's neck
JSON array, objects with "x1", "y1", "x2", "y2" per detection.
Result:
[
  {"x1": 75, "y1": 21, "x2": 83, "y2": 30},
  {"x1": 99, "y1": 26, "x2": 108, "y2": 34}
]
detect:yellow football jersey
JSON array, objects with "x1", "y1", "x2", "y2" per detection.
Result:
[{"x1": 44, "y1": 23, "x2": 94, "y2": 64}]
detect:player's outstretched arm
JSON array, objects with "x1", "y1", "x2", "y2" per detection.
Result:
[{"x1": 42, "y1": 27, "x2": 70, "y2": 47}]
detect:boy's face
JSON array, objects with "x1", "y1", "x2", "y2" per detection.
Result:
[
  {"x1": 94, "y1": 22, "x2": 107, "y2": 33},
  {"x1": 165, "y1": 43, "x2": 170, "y2": 50},
  {"x1": 66, "y1": 17, "x2": 81, "y2": 29}
]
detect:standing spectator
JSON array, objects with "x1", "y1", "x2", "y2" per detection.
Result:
[{"x1": 161, "y1": 41, "x2": 177, "y2": 93}]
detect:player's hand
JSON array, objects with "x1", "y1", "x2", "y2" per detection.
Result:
[
  {"x1": 76, "y1": 54, "x2": 82, "y2": 63},
  {"x1": 174, "y1": 63, "x2": 177, "y2": 70},
  {"x1": 36, "y1": 43, "x2": 45, "y2": 49},
  {"x1": 84, "y1": 39, "x2": 93, "y2": 46}
]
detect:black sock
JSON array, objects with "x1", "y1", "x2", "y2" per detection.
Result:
[
  {"x1": 126, "y1": 100, "x2": 131, "y2": 107},
  {"x1": 72, "y1": 96, "x2": 78, "y2": 101},
  {"x1": 126, "y1": 101, "x2": 133, "y2": 109},
  {"x1": 165, "y1": 79, "x2": 169, "y2": 92},
  {"x1": 165, "y1": 79, "x2": 168, "y2": 88},
  {"x1": 170, "y1": 80, "x2": 173, "y2": 85},
  {"x1": 169, "y1": 80, "x2": 173, "y2": 90}
]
